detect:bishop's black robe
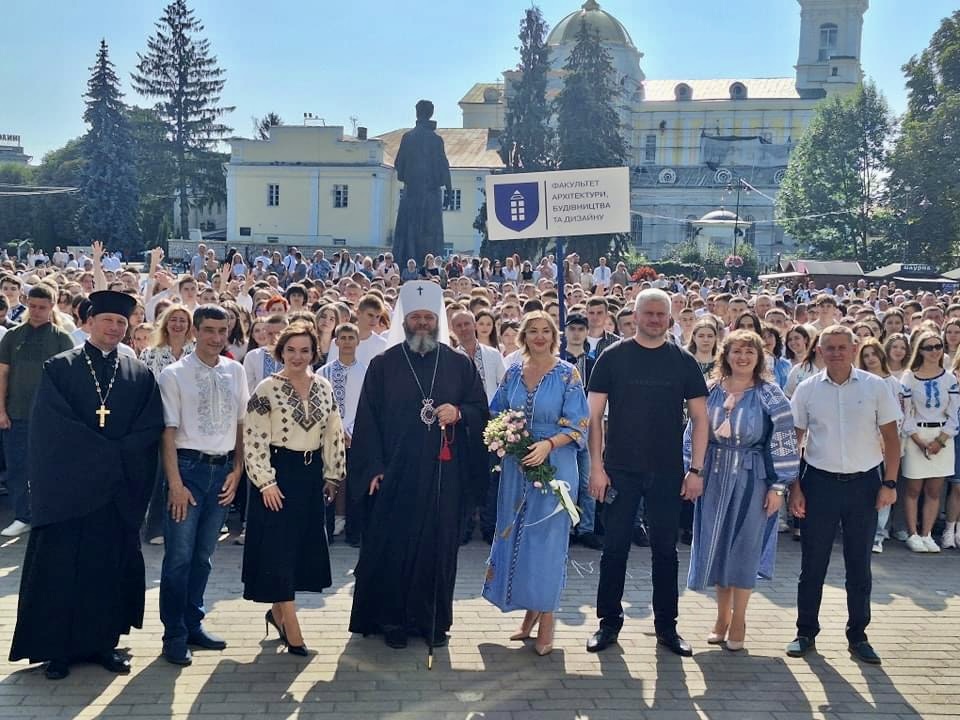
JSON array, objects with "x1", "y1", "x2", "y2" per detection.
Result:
[
  {"x1": 391, "y1": 120, "x2": 452, "y2": 265},
  {"x1": 9, "y1": 343, "x2": 163, "y2": 663},
  {"x1": 348, "y1": 343, "x2": 488, "y2": 640}
]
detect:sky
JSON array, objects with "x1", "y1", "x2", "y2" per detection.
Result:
[{"x1": 1, "y1": 0, "x2": 957, "y2": 163}]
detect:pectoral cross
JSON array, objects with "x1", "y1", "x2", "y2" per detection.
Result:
[
  {"x1": 96, "y1": 404, "x2": 110, "y2": 428},
  {"x1": 417, "y1": 287, "x2": 424, "y2": 295}
]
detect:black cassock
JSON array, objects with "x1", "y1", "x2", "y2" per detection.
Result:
[
  {"x1": 9, "y1": 343, "x2": 163, "y2": 663},
  {"x1": 349, "y1": 343, "x2": 489, "y2": 640},
  {"x1": 391, "y1": 120, "x2": 452, "y2": 265}
]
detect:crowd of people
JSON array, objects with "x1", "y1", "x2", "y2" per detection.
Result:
[{"x1": 1, "y1": 241, "x2": 957, "y2": 679}]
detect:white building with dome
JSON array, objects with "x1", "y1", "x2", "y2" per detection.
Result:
[{"x1": 460, "y1": 0, "x2": 869, "y2": 264}]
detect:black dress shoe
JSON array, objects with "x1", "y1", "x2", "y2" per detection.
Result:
[
  {"x1": 632, "y1": 524, "x2": 650, "y2": 547},
  {"x1": 786, "y1": 636, "x2": 816, "y2": 658},
  {"x1": 849, "y1": 640, "x2": 882, "y2": 665},
  {"x1": 579, "y1": 532, "x2": 604, "y2": 550},
  {"x1": 96, "y1": 649, "x2": 132, "y2": 673},
  {"x1": 44, "y1": 660, "x2": 70, "y2": 680},
  {"x1": 187, "y1": 628, "x2": 228, "y2": 650},
  {"x1": 657, "y1": 634, "x2": 693, "y2": 657},
  {"x1": 162, "y1": 647, "x2": 193, "y2": 666},
  {"x1": 586, "y1": 627, "x2": 620, "y2": 653},
  {"x1": 285, "y1": 641, "x2": 309, "y2": 657},
  {"x1": 384, "y1": 628, "x2": 407, "y2": 649}
]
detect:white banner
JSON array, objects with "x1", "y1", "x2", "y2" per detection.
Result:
[{"x1": 485, "y1": 166, "x2": 631, "y2": 241}]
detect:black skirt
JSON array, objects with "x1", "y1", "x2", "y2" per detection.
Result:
[{"x1": 242, "y1": 446, "x2": 332, "y2": 602}]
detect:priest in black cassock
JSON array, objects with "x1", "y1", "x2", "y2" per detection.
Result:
[
  {"x1": 9, "y1": 291, "x2": 164, "y2": 680},
  {"x1": 349, "y1": 280, "x2": 489, "y2": 650}
]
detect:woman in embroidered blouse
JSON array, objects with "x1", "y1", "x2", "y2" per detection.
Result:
[
  {"x1": 899, "y1": 329, "x2": 960, "y2": 553},
  {"x1": 683, "y1": 330, "x2": 799, "y2": 652},
  {"x1": 242, "y1": 322, "x2": 346, "y2": 655},
  {"x1": 481, "y1": 311, "x2": 589, "y2": 657},
  {"x1": 139, "y1": 304, "x2": 195, "y2": 378}
]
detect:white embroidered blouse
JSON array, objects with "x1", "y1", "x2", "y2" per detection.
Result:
[{"x1": 244, "y1": 374, "x2": 347, "y2": 490}]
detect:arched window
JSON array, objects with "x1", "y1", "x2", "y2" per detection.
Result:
[
  {"x1": 729, "y1": 82, "x2": 747, "y2": 100},
  {"x1": 674, "y1": 83, "x2": 692, "y2": 101},
  {"x1": 819, "y1": 23, "x2": 838, "y2": 61}
]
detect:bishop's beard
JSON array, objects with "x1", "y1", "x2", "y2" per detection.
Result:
[{"x1": 404, "y1": 324, "x2": 439, "y2": 354}]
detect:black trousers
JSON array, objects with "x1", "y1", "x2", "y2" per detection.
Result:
[
  {"x1": 596, "y1": 467, "x2": 682, "y2": 637},
  {"x1": 796, "y1": 465, "x2": 879, "y2": 643}
]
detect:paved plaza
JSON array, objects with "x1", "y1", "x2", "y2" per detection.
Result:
[{"x1": 0, "y1": 509, "x2": 957, "y2": 720}]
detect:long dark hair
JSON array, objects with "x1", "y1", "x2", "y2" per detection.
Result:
[
  {"x1": 784, "y1": 323, "x2": 812, "y2": 361},
  {"x1": 475, "y1": 308, "x2": 499, "y2": 348}
]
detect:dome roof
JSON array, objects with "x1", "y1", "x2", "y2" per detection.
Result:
[
  {"x1": 699, "y1": 209, "x2": 742, "y2": 222},
  {"x1": 547, "y1": 1, "x2": 635, "y2": 48}
]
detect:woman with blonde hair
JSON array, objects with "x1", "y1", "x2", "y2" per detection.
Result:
[
  {"x1": 684, "y1": 330, "x2": 798, "y2": 651},
  {"x1": 140, "y1": 304, "x2": 196, "y2": 378},
  {"x1": 883, "y1": 333, "x2": 910, "y2": 378},
  {"x1": 900, "y1": 328, "x2": 960, "y2": 552}
]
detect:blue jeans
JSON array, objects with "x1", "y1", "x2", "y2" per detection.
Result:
[
  {"x1": 159, "y1": 457, "x2": 229, "y2": 650},
  {"x1": 3, "y1": 420, "x2": 31, "y2": 523},
  {"x1": 576, "y1": 446, "x2": 595, "y2": 534}
]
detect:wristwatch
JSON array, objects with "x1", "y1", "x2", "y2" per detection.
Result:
[
  {"x1": 770, "y1": 484, "x2": 786, "y2": 496},
  {"x1": 688, "y1": 467, "x2": 702, "y2": 475},
  {"x1": 881, "y1": 480, "x2": 897, "y2": 489}
]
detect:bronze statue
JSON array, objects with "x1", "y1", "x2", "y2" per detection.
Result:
[{"x1": 391, "y1": 100, "x2": 452, "y2": 267}]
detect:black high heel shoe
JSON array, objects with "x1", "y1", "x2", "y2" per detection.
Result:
[
  {"x1": 284, "y1": 639, "x2": 309, "y2": 657},
  {"x1": 265, "y1": 610, "x2": 286, "y2": 643}
]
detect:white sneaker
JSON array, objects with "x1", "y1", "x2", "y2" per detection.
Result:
[
  {"x1": 333, "y1": 516, "x2": 346, "y2": 536},
  {"x1": 906, "y1": 534, "x2": 928, "y2": 552},
  {"x1": 893, "y1": 530, "x2": 910, "y2": 542},
  {"x1": 942, "y1": 529, "x2": 957, "y2": 549},
  {"x1": 0, "y1": 520, "x2": 30, "y2": 537},
  {"x1": 922, "y1": 535, "x2": 941, "y2": 553},
  {"x1": 872, "y1": 539, "x2": 884, "y2": 554}
]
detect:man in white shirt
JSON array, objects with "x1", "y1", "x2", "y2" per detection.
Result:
[
  {"x1": 326, "y1": 295, "x2": 387, "y2": 367},
  {"x1": 158, "y1": 306, "x2": 247, "y2": 667},
  {"x1": 593, "y1": 257, "x2": 612, "y2": 292},
  {"x1": 450, "y1": 310, "x2": 505, "y2": 403},
  {"x1": 787, "y1": 325, "x2": 901, "y2": 666},
  {"x1": 319, "y1": 323, "x2": 367, "y2": 546}
]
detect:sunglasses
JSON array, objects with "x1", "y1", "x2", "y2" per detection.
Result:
[{"x1": 920, "y1": 344, "x2": 944, "y2": 352}]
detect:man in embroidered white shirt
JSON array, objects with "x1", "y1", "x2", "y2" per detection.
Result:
[
  {"x1": 319, "y1": 323, "x2": 367, "y2": 545},
  {"x1": 158, "y1": 305, "x2": 248, "y2": 667}
]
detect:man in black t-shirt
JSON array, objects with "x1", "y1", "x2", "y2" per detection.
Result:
[{"x1": 585, "y1": 289, "x2": 709, "y2": 657}]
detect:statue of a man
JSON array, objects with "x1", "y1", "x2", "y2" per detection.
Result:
[{"x1": 391, "y1": 100, "x2": 452, "y2": 268}]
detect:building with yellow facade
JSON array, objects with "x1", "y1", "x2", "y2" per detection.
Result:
[{"x1": 225, "y1": 0, "x2": 867, "y2": 263}]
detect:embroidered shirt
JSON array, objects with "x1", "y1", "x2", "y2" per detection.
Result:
[{"x1": 318, "y1": 358, "x2": 366, "y2": 436}]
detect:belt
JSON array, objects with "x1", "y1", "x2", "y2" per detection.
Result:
[
  {"x1": 807, "y1": 465, "x2": 873, "y2": 482},
  {"x1": 917, "y1": 422, "x2": 946, "y2": 428},
  {"x1": 177, "y1": 449, "x2": 234, "y2": 466},
  {"x1": 271, "y1": 445, "x2": 316, "y2": 466}
]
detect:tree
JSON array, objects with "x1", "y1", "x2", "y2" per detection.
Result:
[
  {"x1": 553, "y1": 20, "x2": 628, "y2": 262},
  {"x1": 31, "y1": 140, "x2": 87, "y2": 250},
  {"x1": 75, "y1": 39, "x2": 141, "y2": 256},
  {"x1": 253, "y1": 112, "x2": 283, "y2": 141},
  {"x1": 775, "y1": 82, "x2": 892, "y2": 262},
  {"x1": 0, "y1": 164, "x2": 37, "y2": 246},
  {"x1": 128, "y1": 106, "x2": 177, "y2": 247},
  {"x1": 887, "y1": 12, "x2": 960, "y2": 269},
  {"x1": 479, "y1": 7, "x2": 554, "y2": 262},
  {"x1": 132, "y1": 0, "x2": 233, "y2": 239}
]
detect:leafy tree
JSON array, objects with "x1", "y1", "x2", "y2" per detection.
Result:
[
  {"x1": 480, "y1": 7, "x2": 554, "y2": 262},
  {"x1": 553, "y1": 20, "x2": 628, "y2": 262},
  {"x1": 30, "y1": 140, "x2": 86, "y2": 250},
  {"x1": 776, "y1": 82, "x2": 892, "y2": 262},
  {"x1": 887, "y1": 12, "x2": 960, "y2": 269},
  {"x1": 132, "y1": 0, "x2": 233, "y2": 239},
  {"x1": 253, "y1": 112, "x2": 283, "y2": 141},
  {"x1": 75, "y1": 39, "x2": 141, "y2": 256},
  {"x1": 0, "y1": 164, "x2": 37, "y2": 245}
]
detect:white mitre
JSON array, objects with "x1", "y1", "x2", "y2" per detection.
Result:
[{"x1": 385, "y1": 280, "x2": 451, "y2": 348}]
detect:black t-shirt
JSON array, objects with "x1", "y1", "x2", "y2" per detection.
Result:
[{"x1": 588, "y1": 339, "x2": 708, "y2": 478}]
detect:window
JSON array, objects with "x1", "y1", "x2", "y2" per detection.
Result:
[
  {"x1": 334, "y1": 184, "x2": 349, "y2": 208},
  {"x1": 730, "y1": 82, "x2": 747, "y2": 100},
  {"x1": 631, "y1": 213, "x2": 643, "y2": 247},
  {"x1": 819, "y1": 23, "x2": 838, "y2": 61},
  {"x1": 643, "y1": 134, "x2": 657, "y2": 163},
  {"x1": 239, "y1": 227, "x2": 251, "y2": 236},
  {"x1": 443, "y1": 188, "x2": 462, "y2": 211},
  {"x1": 267, "y1": 184, "x2": 279, "y2": 207}
]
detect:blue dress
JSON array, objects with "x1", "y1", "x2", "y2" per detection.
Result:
[
  {"x1": 683, "y1": 382, "x2": 799, "y2": 590},
  {"x1": 482, "y1": 361, "x2": 589, "y2": 612}
]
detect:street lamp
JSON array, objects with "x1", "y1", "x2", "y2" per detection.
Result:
[
  {"x1": 724, "y1": 177, "x2": 751, "y2": 256},
  {"x1": 900, "y1": 188, "x2": 932, "y2": 263}
]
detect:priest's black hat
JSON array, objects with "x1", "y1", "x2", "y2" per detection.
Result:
[{"x1": 88, "y1": 290, "x2": 136, "y2": 319}]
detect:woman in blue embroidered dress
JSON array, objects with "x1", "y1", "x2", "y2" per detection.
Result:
[
  {"x1": 683, "y1": 330, "x2": 799, "y2": 652},
  {"x1": 482, "y1": 311, "x2": 589, "y2": 656}
]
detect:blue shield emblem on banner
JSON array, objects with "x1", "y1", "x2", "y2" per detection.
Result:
[{"x1": 494, "y1": 182, "x2": 540, "y2": 232}]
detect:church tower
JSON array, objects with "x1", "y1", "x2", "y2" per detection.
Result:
[{"x1": 795, "y1": 0, "x2": 868, "y2": 94}]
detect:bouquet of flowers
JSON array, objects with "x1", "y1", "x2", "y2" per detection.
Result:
[
  {"x1": 631, "y1": 264, "x2": 658, "y2": 282},
  {"x1": 724, "y1": 254, "x2": 744, "y2": 268},
  {"x1": 483, "y1": 409, "x2": 580, "y2": 525}
]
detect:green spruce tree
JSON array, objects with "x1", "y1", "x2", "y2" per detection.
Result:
[
  {"x1": 75, "y1": 39, "x2": 141, "y2": 254},
  {"x1": 132, "y1": 0, "x2": 233, "y2": 239},
  {"x1": 554, "y1": 20, "x2": 628, "y2": 261}
]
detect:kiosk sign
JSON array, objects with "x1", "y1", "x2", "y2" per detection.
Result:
[{"x1": 485, "y1": 166, "x2": 630, "y2": 241}]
